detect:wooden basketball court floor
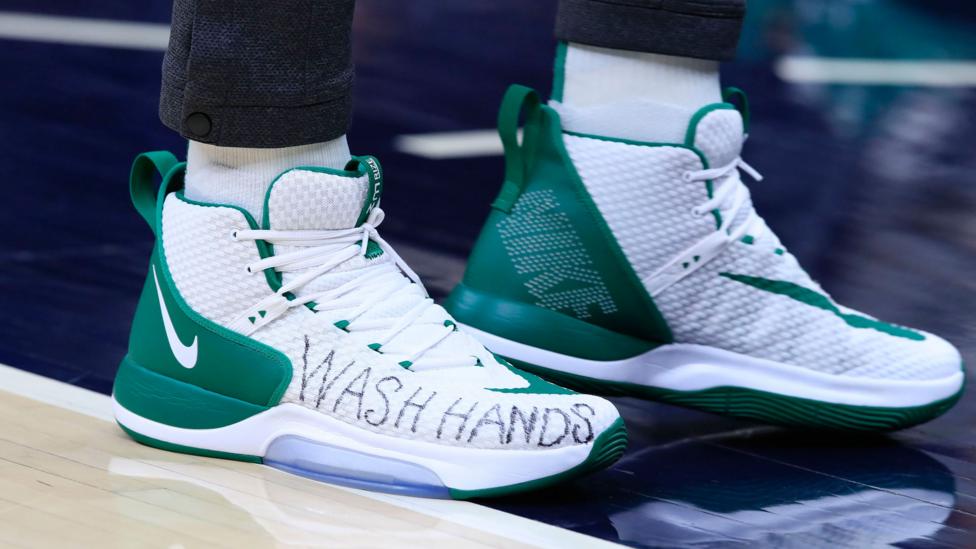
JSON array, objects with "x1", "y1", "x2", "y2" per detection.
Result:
[
  {"x1": 0, "y1": 363, "x2": 616, "y2": 548},
  {"x1": 4, "y1": 352, "x2": 975, "y2": 548}
]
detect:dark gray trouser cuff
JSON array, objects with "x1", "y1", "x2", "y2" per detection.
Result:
[
  {"x1": 555, "y1": 0, "x2": 746, "y2": 61},
  {"x1": 159, "y1": 0, "x2": 355, "y2": 148},
  {"x1": 159, "y1": 80, "x2": 353, "y2": 148}
]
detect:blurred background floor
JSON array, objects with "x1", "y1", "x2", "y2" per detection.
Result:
[{"x1": 1, "y1": 1, "x2": 975, "y2": 547}]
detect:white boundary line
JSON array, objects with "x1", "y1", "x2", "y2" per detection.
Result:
[
  {"x1": 775, "y1": 56, "x2": 976, "y2": 87},
  {"x1": 0, "y1": 362, "x2": 620, "y2": 549},
  {"x1": 0, "y1": 363, "x2": 114, "y2": 421},
  {"x1": 0, "y1": 12, "x2": 169, "y2": 50},
  {"x1": 394, "y1": 129, "x2": 510, "y2": 159}
]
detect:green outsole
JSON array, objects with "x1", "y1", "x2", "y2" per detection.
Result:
[
  {"x1": 448, "y1": 417, "x2": 628, "y2": 500},
  {"x1": 505, "y1": 358, "x2": 965, "y2": 432},
  {"x1": 117, "y1": 416, "x2": 628, "y2": 500}
]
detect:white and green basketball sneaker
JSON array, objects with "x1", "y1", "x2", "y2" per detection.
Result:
[
  {"x1": 444, "y1": 85, "x2": 965, "y2": 431},
  {"x1": 112, "y1": 151, "x2": 626, "y2": 499}
]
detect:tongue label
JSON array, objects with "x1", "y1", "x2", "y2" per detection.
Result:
[{"x1": 349, "y1": 155, "x2": 384, "y2": 225}]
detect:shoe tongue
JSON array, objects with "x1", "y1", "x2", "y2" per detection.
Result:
[
  {"x1": 685, "y1": 104, "x2": 745, "y2": 168},
  {"x1": 262, "y1": 155, "x2": 391, "y2": 323},
  {"x1": 258, "y1": 156, "x2": 487, "y2": 372},
  {"x1": 263, "y1": 156, "x2": 383, "y2": 230}
]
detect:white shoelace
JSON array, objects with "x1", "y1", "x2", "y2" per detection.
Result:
[
  {"x1": 644, "y1": 155, "x2": 770, "y2": 296},
  {"x1": 232, "y1": 208, "x2": 475, "y2": 369},
  {"x1": 683, "y1": 155, "x2": 765, "y2": 243}
]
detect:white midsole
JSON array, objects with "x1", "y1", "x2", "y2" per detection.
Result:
[
  {"x1": 459, "y1": 325, "x2": 964, "y2": 408},
  {"x1": 113, "y1": 398, "x2": 594, "y2": 492}
]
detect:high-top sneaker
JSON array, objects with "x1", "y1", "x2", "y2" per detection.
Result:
[
  {"x1": 112, "y1": 151, "x2": 626, "y2": 499},
  {"x1": 445, "y1": 85, "x2": 965, "y2": 431}
]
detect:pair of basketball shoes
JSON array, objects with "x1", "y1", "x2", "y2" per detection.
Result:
[{"x1": 113, "y1": 84, "x2": 965, "y2": 499}]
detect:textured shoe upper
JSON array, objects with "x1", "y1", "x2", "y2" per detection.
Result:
[
  {"x1": 159, "y1": 165, "x2": 619, "y2": 450},
  {"x1": 565, "y1": 104, "x2": 961, "y2": 381},
  {"x1": 262, "y1": 166, "x2": 498, "y2": 377}
]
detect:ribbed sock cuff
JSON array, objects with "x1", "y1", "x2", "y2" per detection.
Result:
[{"x1": 183, "y1": 137, "x2": 352, "y2": 222}]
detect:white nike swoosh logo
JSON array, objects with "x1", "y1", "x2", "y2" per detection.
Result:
[{"x1": 153, "y1": 265, "x2": 198, "y2": 369}]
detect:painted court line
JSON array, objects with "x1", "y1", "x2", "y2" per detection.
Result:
[
  {"x1": 0, "y1": 362, "x2": 618, "y2": 549},
  {"x1": 0, "y1": 12, "x2": 169, "y2": 50},
  {"x1": 394, "y1": 129, "x2": 511, "y2": 159},
  {"x1": 775, "y1": 56, "x2": 976, "y2": 87}
]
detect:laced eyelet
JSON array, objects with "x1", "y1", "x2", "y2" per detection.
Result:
[
  {"x1": 682, "y1": 172, "x2": 694, "y2": 182},
  {"x1": 691, "y1": 207, "x2": 703, "y2": 217},
  {"x1": 231, "y1": 229, "x2": 240, "y2": 241},
  {"x1": 245, "y1": 265, "x2": 254, "y2": 275}
]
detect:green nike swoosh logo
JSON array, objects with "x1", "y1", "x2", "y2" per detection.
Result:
[
  {"x1": 719, "y1": 272, "x2": 925, "y2": 341},
  {"x1": 488, "y1": 355, "x2": 574, "y2": 395}
]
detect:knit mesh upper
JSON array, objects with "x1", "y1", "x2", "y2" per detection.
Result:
[
  {"x1": 160, "y1": 177, "x2": 620, "y2": 450},
  {"x1": 567, "y1": 106, "x2": 961, "y2": 381}
]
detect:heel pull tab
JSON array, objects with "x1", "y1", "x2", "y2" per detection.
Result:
[
  {"x1": 346, "y1": 155, "x2": 384, "y2": 226},
  {"x1": 722, "y1": 87, "x2": 751, "y2": 134},
  {"x1": 130, "y1": 151, "x2": 179, "y2": 234},
  {"x1": 491, "y1": 84, "x2": 542, "y2": 214}
]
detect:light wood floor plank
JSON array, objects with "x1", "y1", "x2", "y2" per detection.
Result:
[
  {"x1": 0, "y1": 384, "x2": 612, "y2": 548},
  {"x1": 0, "y1": 364, "x2": 622, "y2": 548}
]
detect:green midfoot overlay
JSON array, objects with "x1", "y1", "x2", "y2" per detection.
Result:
[{"x1": 445, "y1": 283, "x2": 658, "y2": 361}]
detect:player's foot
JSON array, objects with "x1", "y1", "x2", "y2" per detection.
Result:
[
  {"x1": 445, "y1": 85, "x2": 965, "y2": 431},
  {"x1": 112, "y1": 151, "x2": 626, "y2": 499}
]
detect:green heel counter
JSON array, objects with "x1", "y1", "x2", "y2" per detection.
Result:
[
  {"x1": 114, "y1": 355, "x2": 267, "y2": 429},
  {"x1": 446, "y1": 85, "x2": 672, "y2": 352}
]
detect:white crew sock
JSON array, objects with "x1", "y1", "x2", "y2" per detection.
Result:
[
  {"x1": 184, "y1": 136, "x2": 351, "y2": 222},
  {"x1": 553, "y1": 42, "x2": 722, "y2": 143}
]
